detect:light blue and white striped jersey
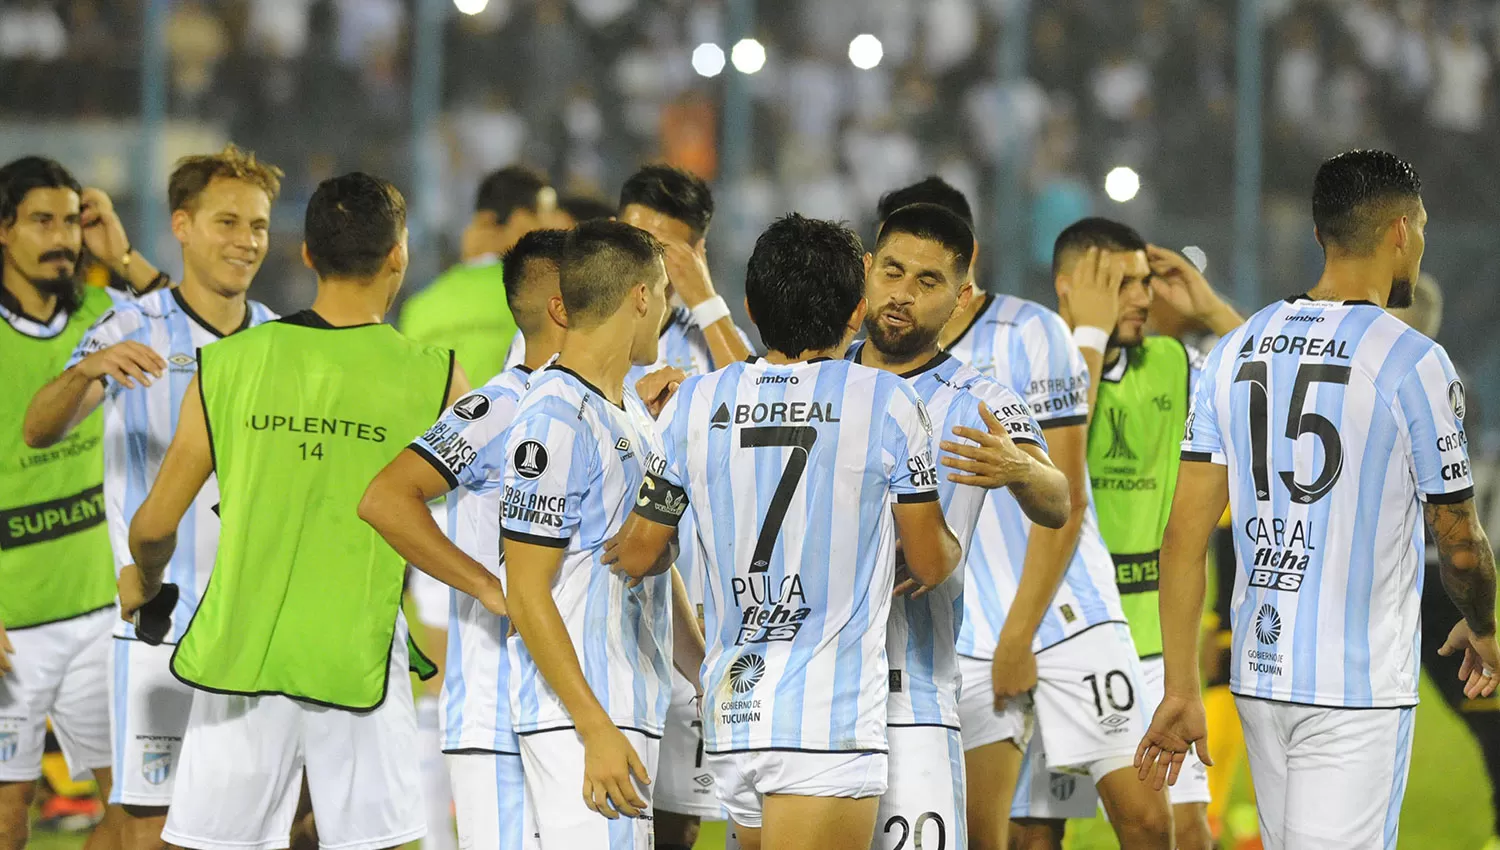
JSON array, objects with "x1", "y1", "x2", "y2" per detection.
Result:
[
  {"x1": 66, "y1": 289, "x2": 276, "y2": 642},
  {"x1": 654, "y1": 357, "x2": 939, "y2": 753},
  {"x1": 408, "y1": 365, "x2": 532, "y2": 753},
  {"x1": 1183, "y1": 296, "x2": 1474, "y2": 708},
  {"x1": 500, "y1": 366, "x2": 674, "y2": 736},
  {"x1": 944, "y1": 293, "x2": 1126, "y2": 656},
  {"x1": 849, "y1": 344, "x2": 1047, "y2": 728},
  {"x1": 505, "y1": 307, "x2": 756, "y2": 607}
]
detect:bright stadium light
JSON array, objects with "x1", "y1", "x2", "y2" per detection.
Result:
[
  {"x1": 1105, "y1": 166, "x2": 1141, "y2": 203},
  {"x1": 453, "y1": 0, "x2": 489, "y2": 14},
  {"x1": 849, "y1": 34, "x2": 883, "y2": 70},
  {"x1": 731, "y1": 38, "x2": 766, "y2": 74},
  {"x1": 692, "y1": 43, "x2": 726, "y2": 77}
]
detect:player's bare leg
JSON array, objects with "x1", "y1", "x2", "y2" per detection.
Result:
[
  {"x1": 1096, "y1": 766, "x2": 1171, "y2": 849},
  {"x1": 120, "y1": 805, "x2": 169, "y2": 850},
  {"x1": 657, "y1": 809, "x2": 702, "y2": 850},
  {"x1": 964, "y1": 739, "x2": 1024, "y2": 850},
  {"x1": 762, "y1": 794, "x2": 879, "y2": 850},
  {"x1": 1173, "y1": 801, "x2": 1213, "y2": 850},
  {"x1": 1007, "y1": 818, "x2": 1063, "y2": 850},
  {"x1": 289, "y1": 776, "x2": 317, "y2": 850},
  {"x1": 83, "y1": 768, "x2": 124, "y2": 850},
  {"x1": 0, "y1": 780, "x2": 36, "y2": 850}
]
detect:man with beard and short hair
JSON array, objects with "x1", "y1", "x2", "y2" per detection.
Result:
[
  {"x1": 0, "y1": 156, "x2": 136, "y2": 850},
  {"x1": 1139, "y1": 149, "x2": 1500, "y2": 848},
  {"x1": 24, "y1": 144, "x2": 284, "y2": 850},
  {"x1": 848, "y1": 203, "x2": 1072, "y2": 850},
  {"x1": 1010, "y1": 218, "x2": 1242, "y2": 850}
]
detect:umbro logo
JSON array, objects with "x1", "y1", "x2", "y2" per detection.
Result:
[
  {"x1": 693, "y1": 774, "x2": 714, "y2": 789},
  {"x1": 168, "y1": 353, "x2": 194, "y2": 367}
]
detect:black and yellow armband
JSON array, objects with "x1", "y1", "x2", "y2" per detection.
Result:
[{"x1": 634, "y1": 472, "x2": 688, "y2": 526}]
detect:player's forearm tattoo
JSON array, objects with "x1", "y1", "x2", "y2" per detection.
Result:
[{"x1": 1426, "y1": 501, "x2": 1499, "y2": 637}]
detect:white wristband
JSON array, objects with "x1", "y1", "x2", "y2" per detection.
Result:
[
  {"x1": 690, "y1": 295, "x2": 731, "y2": 329},
  {"x1": 1073, "y1": 325, "x2": 1110, "y2": 354}
]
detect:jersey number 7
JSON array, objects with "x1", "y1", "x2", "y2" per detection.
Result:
[
  {"x1": 741, "y1": 426, "x2": 818, "y2": 573},
  {"x1": 1234, "y1": 361, "x2": 1352, "y2": 504}
]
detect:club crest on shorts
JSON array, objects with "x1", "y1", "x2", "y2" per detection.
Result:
[
  {"x1": 513, "y1": 440, "x2": 549, "y2": 479},
  {"x1": 1049, "y1": 773, "x2": 1077, "y2": 801},
  {"x1": 142, "y1": 747, "x2": 173, "y2": 785},
  {"x1": 0, "y1": 731, "x2": 17, "y2": 762}
]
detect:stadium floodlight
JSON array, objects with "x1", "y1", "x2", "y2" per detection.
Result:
[
  {"x1": 453, "y1": 0, "x2": 489, "y2": 14},
  {"x1": 731, "y1": 38, "x2": 767, "y2": 74},
  {"x1": 692, "y1": 43, "x2": 726, "y2": 78},
  {"x1": 1105, "y1": 166, "x2": 1141, "y2": 203},
  {"x1": 849, "y1": 34, "x2": 883, "y2": 70}
]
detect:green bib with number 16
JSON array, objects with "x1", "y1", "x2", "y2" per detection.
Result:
[{"x1": 178, "y1": 320, "x2": 451, "y2": 709}]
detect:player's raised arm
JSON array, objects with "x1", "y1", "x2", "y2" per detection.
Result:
[
  {"x1": 123, "y1": 374, "x2": 213, "y2": 616},
  {"x1": 24, "y1": 311, "x2": 165, "y2": 448}
]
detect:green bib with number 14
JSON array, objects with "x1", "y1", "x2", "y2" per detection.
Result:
[{"x1": 179, "y1": 319, "x2": 451, "y2": 708}]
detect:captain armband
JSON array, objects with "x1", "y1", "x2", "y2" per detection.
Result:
[{"x1": 634, "y1": 472, "x2": 689, "y2": 526}]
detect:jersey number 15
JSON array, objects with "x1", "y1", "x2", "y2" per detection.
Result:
[{"x1": 1235, "y1": 361, "x2": 1351, "y2": 504}]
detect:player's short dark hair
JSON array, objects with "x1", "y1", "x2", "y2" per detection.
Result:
[
  {"x1": 876, "y1": 177, "x2": 974, "y2": 229},
  {"x1": 1051, "y1": 217, "x2": 1147, "y2": 277},
  {"x1": 618, "y1": 164, "x2": 714, "y2": 241},
  {"x1": 502, "y1": 228, "x2": 568, "y2": 333},
  {"x1": 559, "y1": 194, "x2": 615, "y2": 225},
  {"x1": 304, "y1": 172, "x2": 407, "y2": 280},
  {"x1": 559, "y1": 220, "x2": 665, "y2": 328},
  {"x1": 168, "y1": 143, "x2": 283, "y2": 213},
  {"x1": 746, "y1": 214, "x2": 865, "y2": 357},
  {"x1": 0, "y1": 156, "x2": 81, "y2": 230},
  {"x1": 475, "y1": 166, "x2": 549, "y2": 224},
  {"x1": 876, "y1": 203, "x2": 976, "y2": 281},
  {"x1": 1312, "y1": 149, "x2": 1423, "y2": 256}
]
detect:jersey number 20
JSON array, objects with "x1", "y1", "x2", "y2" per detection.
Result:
[
  {"x1": 741, "y1": 426, "x2": 818, "y2": 573},
  {"x1": 1235, "y1": 361, "x2": 1352, "y2": 504}
]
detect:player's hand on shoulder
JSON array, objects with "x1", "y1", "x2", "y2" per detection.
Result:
[
  {"x1": 77, "y1": 340, "x2": 166, "y2": 389},
  {"x1": 940, "y1": 403, "x2": 1028, "y2": 489},
  {"x1": 116, "y1": 563, "x2": 162, "y2": 622},
  {"x1": 579, "y1": 720, "x2": 651, "y2": 819},
  {"x1": 1440, "y1": 618, "x2": 1500, "y2": 699},
  {"x1": 0, "y1": 620, "x2": 12, "y2": 676},
  {"x1": 636, "y1": 366, "x2": 688, "y2": 418},
  {"x1": 989, "y1": 635, "x2": 1038, "y2": 711},
  {"x1": 1135, "y1": 692, "x2": 1213, "y2": 792},
  {"x1": 1061, "y1": 246, "x2": 1125, "y2": 333}
]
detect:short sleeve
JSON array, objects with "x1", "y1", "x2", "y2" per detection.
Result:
[
  {"x1": 499, "y1": 408, "x2": 593, "y2": 547},
  {"x1": 1399, "y1": 343, "x2": 1473, "y2": 503},
  {"x1": 883, "y1": 379, "x2": 940, "y2": 503},
  {"x1": 66, "y1": 306, "x2": 144, "y2": 397},
  {"x1": 1181, "y1": 334, "x2": 1229, "y2": 465},
  {"x1": 408, "y1": 388, "x2": 519, "y2": 491},
  {"x1": 968, "y1": 380, "x2": 1047, "y2": 451},
  {"x1": 1012, "y1": 312, "x2": 1090, "y2": 428}
]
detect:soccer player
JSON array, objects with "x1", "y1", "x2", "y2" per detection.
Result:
[
  {"x1": 499, "y1": 220, "x2": 704, "y2": 850},
  {"x1": 0, "y1": 156, "x2": 141, "y2": 850},
  {"x1": 1138, "y1": 149, "x2": 1500, "y2": 849},
  {"x1": 359, "y1": 228, "x2": 569, "y2": 850},
  {"x1": 849, "y1": 203, "x2": 1072, "y2": 850},
  {"x1": 119, "y1": 172, "x2": 478, "y2": 850},
  {"x1": 605, "y1": 213, "x2": 964, "y2": 850},
  {"x1": 877, "y1": 178, "x2": 1172, "y2": 849},
  {"x1": 1044, "y1": 218, "x2": 1244, "y2": 850},
  {"x1": 22, "y1": 144, "x2": 283, "y2": 850}
]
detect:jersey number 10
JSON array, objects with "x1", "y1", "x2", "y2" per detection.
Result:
[{"x1": 1235, "y1": 362, "x2": 1352, "y2": 504}]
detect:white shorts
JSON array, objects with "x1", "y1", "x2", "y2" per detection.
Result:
[
  {"x1": 0, "y1": 607, "x2": 112, "y2": 782},
  {"x1": 874, "y1": 726, "x2": 966, "y2": 850},
  {"x1": 161, "y1": 629, "x2": 425, "y2": 850},
  {"x1": 108, "y1": 636, "x2": 195, "y2": 805},
  {"x1": 705, "y1": 749, "x2": 888, "y2": 829},
  {"x1": 520, "y1": 727, "x2": 660, "y2": 850},
  {"x1": 655, "y1": 668, "x2": 723, "y2": 819},
  {"x1": 1237, "y1": 696, "x2": 1414, "y2": 850},
  {"x1": 956, "y1": 655, "x2": 1033, "y2": 751},
  {"x1": 1138, "y1": 655, "x2": 1210, "y2": 805},
  {"x1": 1006, "y1": 623, "x2": 1149, "y2": 819},
  {"x1": 447, "y1": 751, "x2": 538, "y2": 850}
]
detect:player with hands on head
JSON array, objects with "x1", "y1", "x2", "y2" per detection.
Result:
[
  {"x1": 848, "y1": 202, "x2": 1071, "y2": 850},
  {"x1": 1137, "y1": 150, "x2": 1499, "y2": 850},
  {"x1": 605, "y1": 213, "x2": 962, "y2": 850}
]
